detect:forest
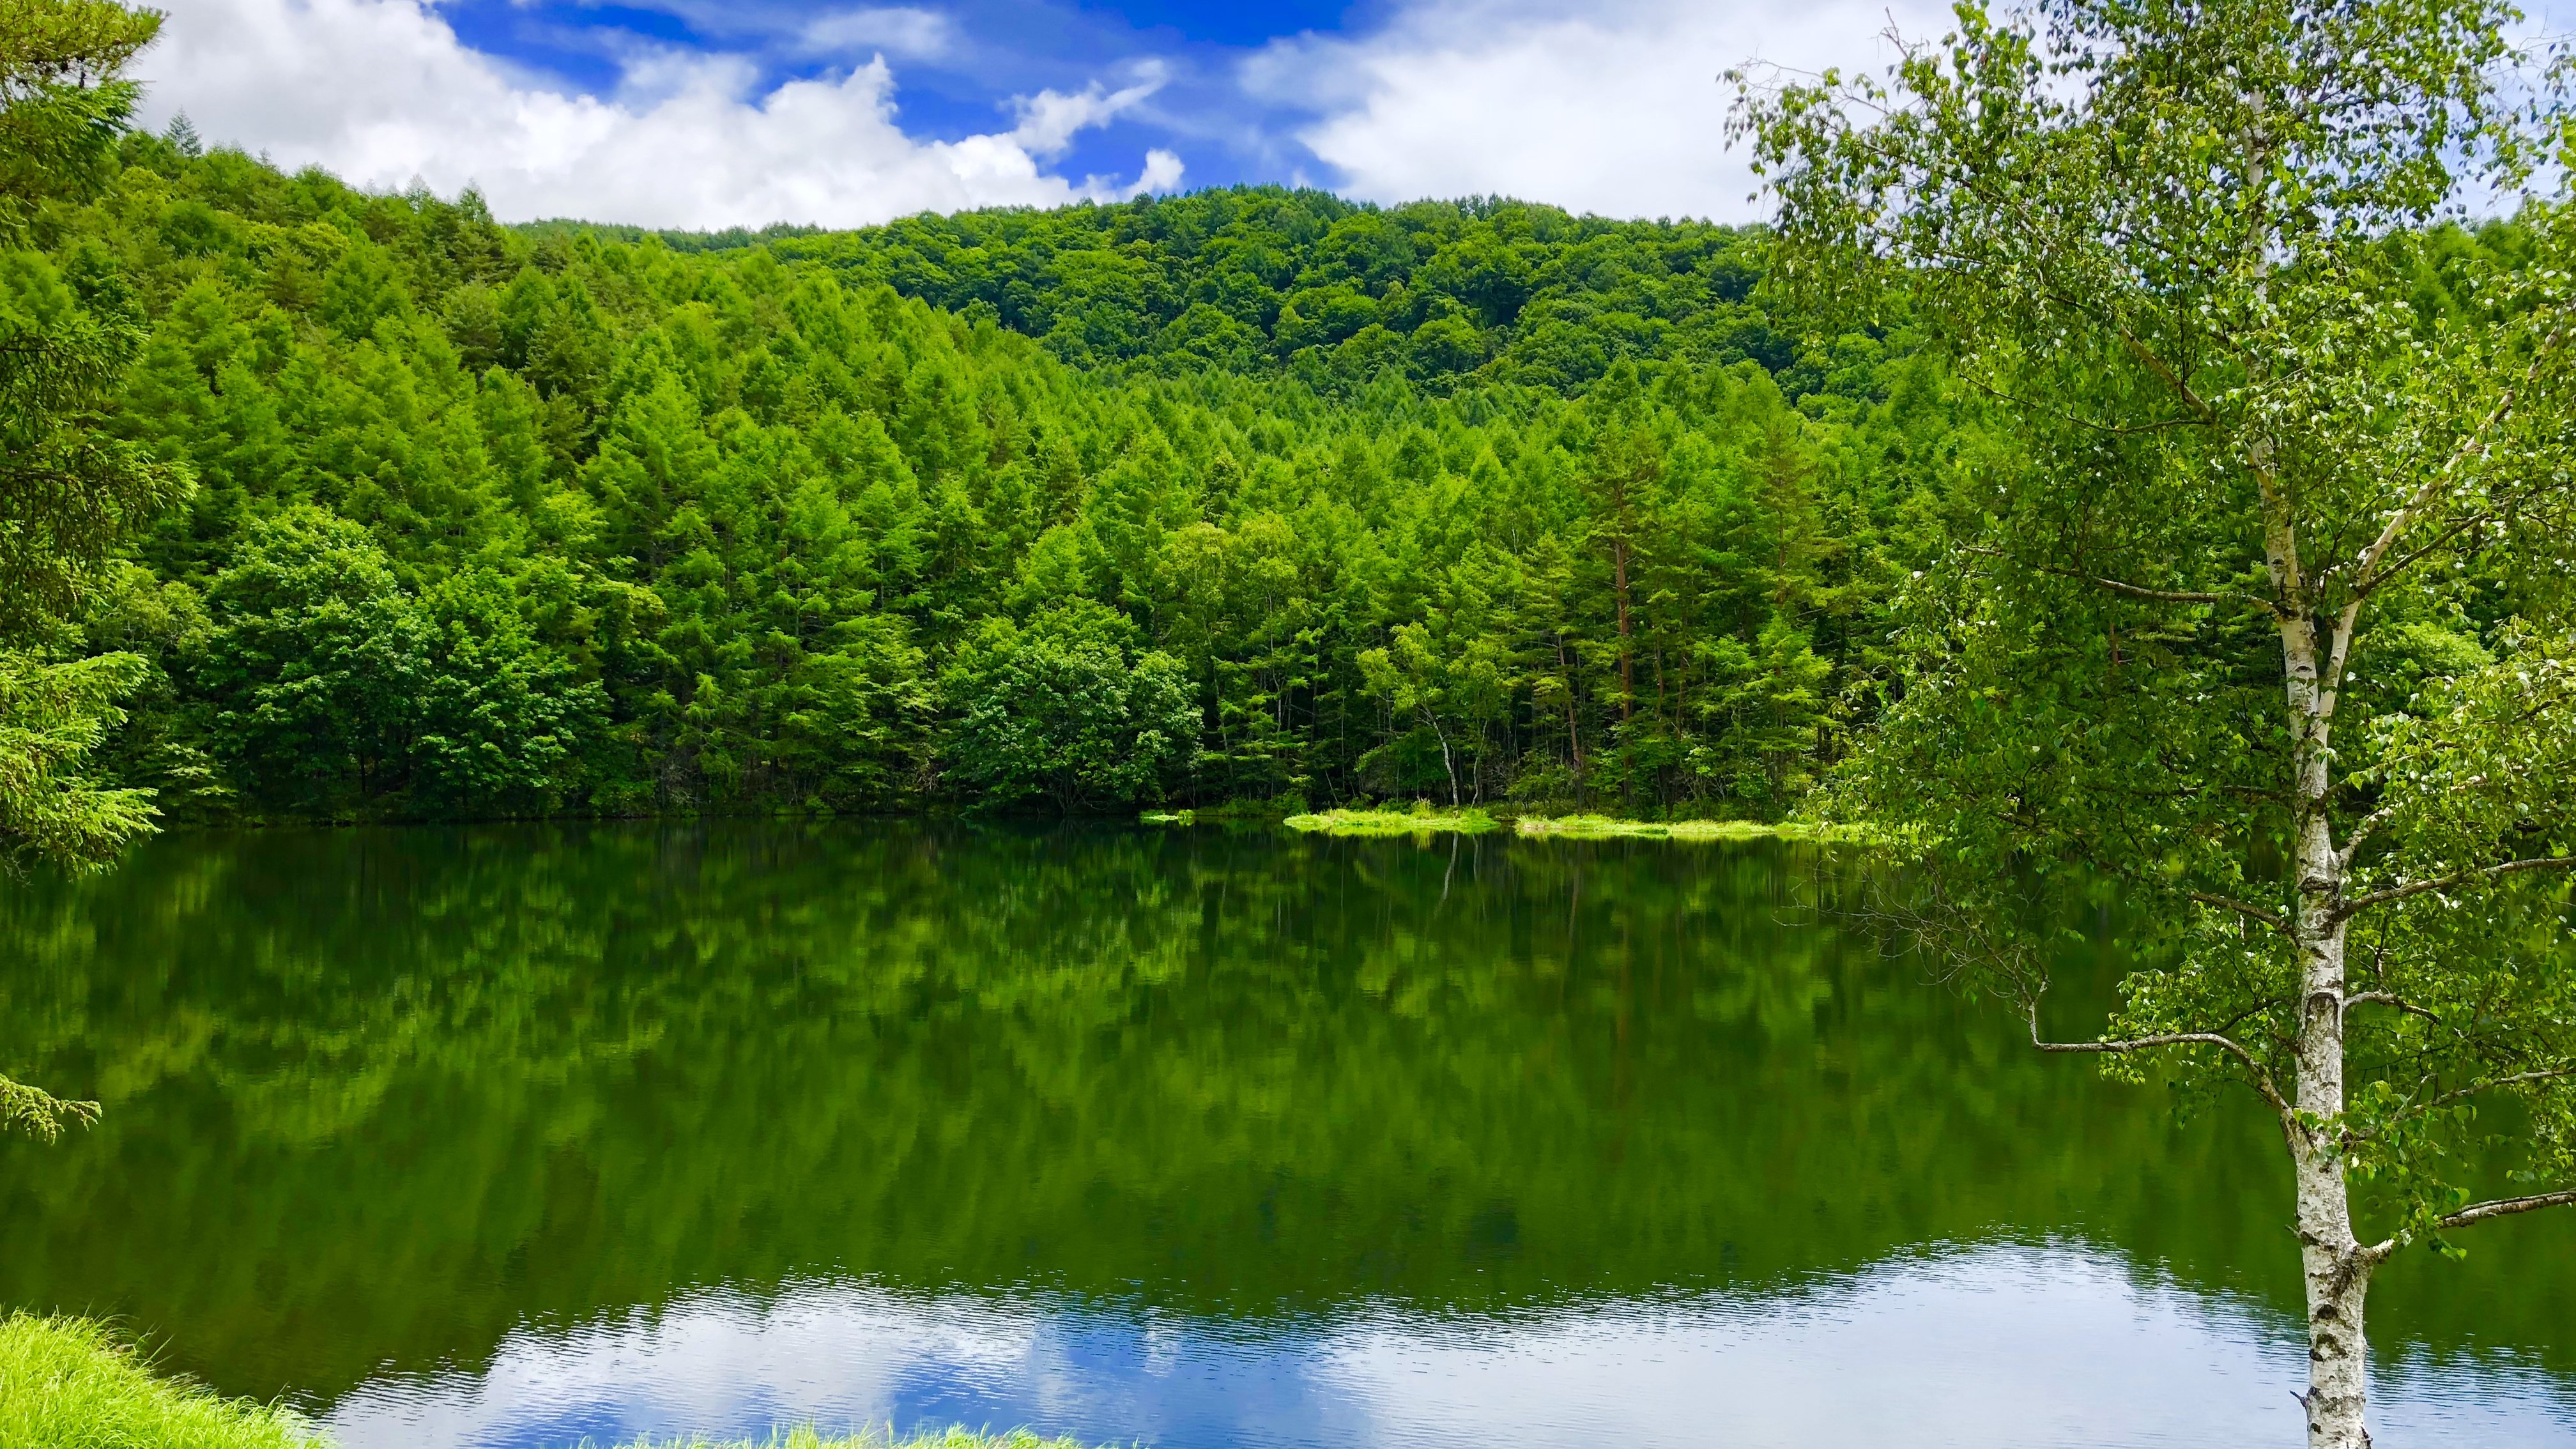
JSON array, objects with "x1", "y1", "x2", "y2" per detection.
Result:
[
  {"x1": 3, "y1": 112, "x2": 2537, "y2": 829},
  {"x1": 12, "y1": 118, "x2": 1992, "y2": 825}
]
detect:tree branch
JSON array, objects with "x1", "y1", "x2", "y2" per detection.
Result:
[
  {"x1": 2336, "y1": 855, "x2": 2576, "y2": 920},
  {"x1": 1953, "y1": 369, "x2": 2208, "y2": 436},
  {"x1": 2350, "y1": 314, "x2": 2570, "y2": 600},
  {"x1": 1957, "y1": 545, "x2": 2271, "y2": 610},
  {"x1": 2419, "y1": 1065, "x2": 2576, "y2": 1113},
  {"x1": 2189, "y1": 889, "x2": 2290, "y2": 933},
  {"x1": 2340, "y1": 991, "x2": 2442, "y2": 1027},
  {"x1": 2028, "y1": 1008, "x2": 2292, "y2": 1122},
  {"x1": 2437, "y1": 1188, "x2": 2576, "y2": 1230}
]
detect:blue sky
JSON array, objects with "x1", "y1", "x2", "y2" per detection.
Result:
[
  {"x1": 136, "y1": 0, "x2": 1942, "y2": 227},
  {"x1": 425, "y1": 0, "x2": 1359, "y2": 191},
  {"x1": 131, "y1": 0, "x2": 2575, "y2": 232}
]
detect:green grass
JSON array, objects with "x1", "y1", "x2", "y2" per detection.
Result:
[
  {"x1": 1282, "y1": 806, "x2": 1502, "y2": 836},
  {"x1": 1279, "y1": 807, "x2": 1873, "y2": 842},
  {"x1": 0, "y1": 1314, "x2": 318, "y2": 1449},
  {"x1": 0, "y1": 1315, "x2": 1107, "y2": 1449},
  {"x1": 1512, "y1": 815, "x2": 1878, "y2": 843}
]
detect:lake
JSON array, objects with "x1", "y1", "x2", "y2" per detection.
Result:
[{"x1": 1, "y1": 822, "x2": 2569, "y2": 1448}]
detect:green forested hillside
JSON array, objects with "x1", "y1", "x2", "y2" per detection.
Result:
[{"x1": 27, "y1": 125, "x2": 1987, "y2": 821}]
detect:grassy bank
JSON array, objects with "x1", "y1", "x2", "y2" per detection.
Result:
[
  {"x1": 1280, "y1": 808, "x2": 1872, "y2": 842},
  {"x1": 1, "y1": 1314, "x2": 314, "y2": 1449},
  {"x1": 0, "y1": 1314, "x2": 1101, "y2": 1449}
]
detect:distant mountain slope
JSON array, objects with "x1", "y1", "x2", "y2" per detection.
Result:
[{"x1": 526, "y1": 187, "x2": 1807, "y2": 393}]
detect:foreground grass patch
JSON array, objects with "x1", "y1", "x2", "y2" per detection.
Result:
[
  {"x1": 0, "y1": 1314, "x2": 1105, "y2": 1449},
  {"x1": 0, "y1": 1314, "x2": 316, "y2": 1449}
]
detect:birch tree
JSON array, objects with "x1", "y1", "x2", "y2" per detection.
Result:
[{"x1": 1736, "y1": 3, "x2": 2576, "y2": 1445}]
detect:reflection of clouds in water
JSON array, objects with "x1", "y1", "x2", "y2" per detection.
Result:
[{"x1": 324, "y1": 1242, "x2": 2576, "y2": 1449}]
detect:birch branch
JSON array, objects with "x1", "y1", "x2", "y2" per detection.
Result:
[
  {"x1": 2436, "y1": 1188, "x2": 2576, "y2": 1230},
  {"x1": 2028, "y1": 1009, "x2": 2293, "y2": 1121},
  {"x1": 1957, "y1": 545, "x2": 2270, "y2": 610},
  {"x1": 2350, "y1": 314, "x2": 2570, "y2": 599},
  {"x1": 2339, "y1": 991, "x2": 2442, "y2": 1026},
  {"x1": 2190, "y1": 889, "x2": 2291, "y2": 933},
  {"x1": 2336, "y1": 855, "x2": 2576, "y2": 920}
]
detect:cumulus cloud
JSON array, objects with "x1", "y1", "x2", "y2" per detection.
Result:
[
  {"x1": 135, "y1": 0, "x2": 1181, "y2": 229},
  {"x1": 1245, "y1": 0, "x2": 1950, "y2": 221}
]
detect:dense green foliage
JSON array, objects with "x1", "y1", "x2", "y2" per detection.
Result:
[
  {"x1": 19, "y1": 121, "x2": 1991, "y2": 822},
  {"x1": 1, "y1": 0, "x2": 188, "y2": 1136}
]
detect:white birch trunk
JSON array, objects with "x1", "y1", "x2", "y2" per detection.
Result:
[{"x1": 2272, "y1": 521, "x2": 2375, "y2": 1449}]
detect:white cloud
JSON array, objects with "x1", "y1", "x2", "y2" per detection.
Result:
[
  {"x1": 1244, "y1": 0, "x2": 1949, "y2": 221},
  {"x1": 795, "y1": 6, "x2": 954, "y2": 61},
  {"x1": 135, "y1": 0, "x2": 1181, "y2": 229},
  {"x1": 1009, "y1": 63, "x2": 1167, "y2": 157}
]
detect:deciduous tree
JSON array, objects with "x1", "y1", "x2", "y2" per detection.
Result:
[{"x1": 1738, "y1": 3, "x2": 2576, "y2": 1443}]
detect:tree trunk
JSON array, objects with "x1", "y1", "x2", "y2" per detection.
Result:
[
  {"x1": 2273, "y1": 516, "x2": 2373, "y2": 1449},
  {"x1": 1427, "y1": 711, "x2": 1459, "y2": 807},
  {"x1": 1612, "y1": 538, "x2": 1635, "y2": 723},
  {"x1": 1556, "y1": 634, "x2": 1584, "y2": 798}
]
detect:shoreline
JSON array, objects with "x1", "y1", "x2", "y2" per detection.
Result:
[{"x1": 1, "y1": 1314, "x2": 1099, "y2": 1449}]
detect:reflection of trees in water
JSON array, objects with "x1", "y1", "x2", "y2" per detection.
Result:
[{"x1": 0, "y1": 825, "x2": 2562, "y2": 1403}]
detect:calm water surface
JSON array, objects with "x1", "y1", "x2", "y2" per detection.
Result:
[{"x1": 2, "y1": 823, "x2": 2570, "y2": 1448}]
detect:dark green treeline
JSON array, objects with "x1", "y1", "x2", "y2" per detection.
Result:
[{"x1": 44, "y1": 126, "x2": 1984, "y2": 820}]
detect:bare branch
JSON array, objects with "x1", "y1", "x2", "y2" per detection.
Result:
[
  {"x1": 2437, "y1": 1188, "x2": 2576, "y2": 1230},
  {"x1": 2340, "y1": 991, "x2": 2442, "y2": 1026},
  {"x1": 2336, "y1": 855, "x2": 2576, "y2": 921},
  {"x1": 2336, "y1": 802, "x2": 2399, "y2": 870},
  {"x1": 2189, "y1": 889, "x2": 2291, "y2": 933},
  {"x1": 2419, "y1": 1065, "x2": 2576, "y2": 1113},
  {"x1": 2029, "y1": 1008, "x2": 2293, "y2": 1123},
  {"x1": 1954, "y1": 369, "x2": 2209, "y2": 436},
  {"x1": 1958, "y1": 545, "x2": 2271, "y2": 610},
  {"x1": 2109, "y1": 320, "x2": 2219, "y2": 422}
]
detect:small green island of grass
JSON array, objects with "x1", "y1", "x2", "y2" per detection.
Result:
[{"x1": 1275, "y1": 807, "x2": 1874, "y2": 842}]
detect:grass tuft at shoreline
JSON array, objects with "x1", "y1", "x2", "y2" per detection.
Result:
[
  {"x1": 0, "y1": 1314, "x2": 1106, "y2": 1449},
  {"x1": 1, "y1": 1313, "x2": 316, "y2": 1449},
  {"x1": 1282, "y1": 807, "x2": 1502, "y2": 836},
  {"x1": 1281, "y1": 807, "x2": 1873, "y2": 843},
  {"x1": 1511, "y1": 815, "x2": 1877, "y2": 843}
]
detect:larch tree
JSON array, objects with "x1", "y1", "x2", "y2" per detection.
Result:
[
  {"x1": 1736, "y1": 2, "x2": 2576, "y2": 1445},
  {"x1": 1, "y1": 0, "x2": 190, "y2": 1137}
]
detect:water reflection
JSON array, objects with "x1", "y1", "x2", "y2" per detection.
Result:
[
  {"x1": 1, "y1": 822, "x2": 2570, "y2": 1446},
  {"x1": 326, "y1": 1243, "x2": 2570, "y2": 1449}
]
